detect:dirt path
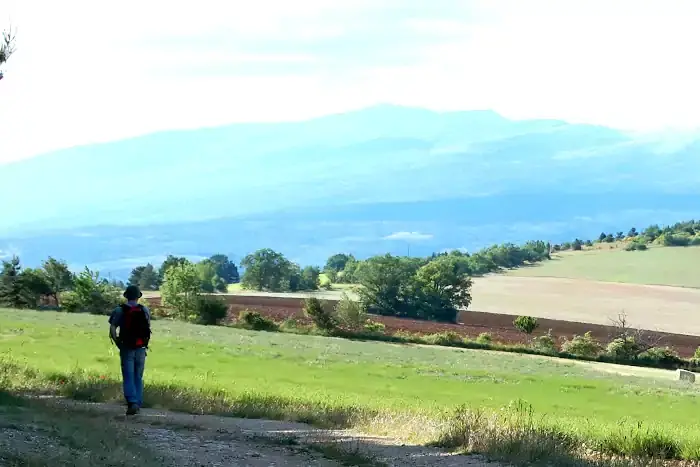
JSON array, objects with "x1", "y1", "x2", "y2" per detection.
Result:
[{"x1": 26, "y1": 398, "x2": 505, "y2": 467}]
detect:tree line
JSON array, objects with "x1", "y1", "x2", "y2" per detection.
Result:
[
  {"x1": 2, "y1": 219, "x2": 698, "y2": 323},
  {"x1": 552, "y1": 220, "x2": 700, "y2": 252}
]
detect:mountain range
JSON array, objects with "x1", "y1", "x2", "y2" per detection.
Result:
[{"x1": 2, "y1": 104, "x2": 699, "y2": 279}]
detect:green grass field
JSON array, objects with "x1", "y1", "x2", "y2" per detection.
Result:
[
  {"x1": 507, "y1": 246, "x2": 700, "y2": 288},
  {"x1": 2, "y1": 309, "x2": 700, "y2": 463}
]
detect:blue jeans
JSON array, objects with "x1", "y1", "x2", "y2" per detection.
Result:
[{"x1": 120, "y1": 348, "x2": 146, "y2": 407}]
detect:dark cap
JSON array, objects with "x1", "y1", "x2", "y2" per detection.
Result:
[{"x1": 123, "y1": 285, "x2": 143, "y2": 300}]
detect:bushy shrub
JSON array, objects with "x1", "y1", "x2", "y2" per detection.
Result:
[
  {"x1": 424, "y1": 331, "x2": 463, "y2": 346},
  {"x1": 476, "y1": 332, "x2": 493, "y2": 345},
  {"x1": 279, "y1": 317, "x2": 311, "y2": 334},
  {"x1": 625, "y1": 241, "x2": 648, "y2": 251},
  {"x1": 638, "y1": 346, "x2": 681, "y2": 365},
  {"x1": 513, "y1": 316, "x2": 539, "y2": 335},
  {"x1": 606, "y1": 337, "x2": 642, "y2": 361},
  {"x1": 690, "y1": 236, "x2": 700, "y2": 246},
  {"x1": 531, "y1": 329, "x2": 557, "y2": 354},
  {"x1": 660, "y1": 233, "x2": 691, "y2": 247},
  {"x1": 693, "y1": 347, "x2": 700, "y2": 361},
  {"x1": 60, "y1": 268, "x2": 121, "y2": 315},
  {"x1": 560, "y1": 332, "x2": 602, "y2": 358},
  {"x1": 363, "y1": 320, "x2": 386, "y2": 335},
  {"x1": 393, "y1": 330, "x2": 420, "y2": 341},
  {"x1": 192, "y1": 295, "x2": 228, "y2": 325},
  {"x1": 161, "y1": 263, "x2": 202, "y2": 320},
  {"x1": 334, "y1": 293, "x2": 366, "y2": 330},
  {"x1": 238, "y1": 309, "x2": 278, "y2": 331},
  {"x1": 303, "y1": 297, "x2": 337, "y2": 332}
]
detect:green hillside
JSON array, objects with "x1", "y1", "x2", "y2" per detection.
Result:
[
  {"x1": 3, "y1": 309, "x2": 700, "y2": 462},
  {"x1": 507, "y1": 245, "x2": 700, "y2": 288}
]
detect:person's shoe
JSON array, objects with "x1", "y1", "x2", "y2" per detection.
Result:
[{"x1": 126, "y1": 403, "x2": 139, "y2": 415}]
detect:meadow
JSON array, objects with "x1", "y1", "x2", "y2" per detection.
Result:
[
  {"x1": 507, "y1": 245, "x2": 700, "y2": 288},
  {"x1": 2, "y1": 309, "x2": 700, "y2": 464}
]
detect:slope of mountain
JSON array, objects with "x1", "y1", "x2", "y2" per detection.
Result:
[{"x1": 1, "y1": 105, "x2": 699, "y2": 276}]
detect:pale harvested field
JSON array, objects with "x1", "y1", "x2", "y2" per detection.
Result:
[
  {"x1": 146, "y1": 274, "x2": 700, "y2": 336},
  {"x1": 470, "y1": 275, "x2": 700, "y2": 336}
]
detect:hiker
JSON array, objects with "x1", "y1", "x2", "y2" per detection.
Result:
[{"x1": 109, "y1": 285, "x2": 152, "y2": 415}]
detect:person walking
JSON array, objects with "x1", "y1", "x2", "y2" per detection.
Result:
[{"x1": 109, "y1": 285, "x2": 152, "y2": 415}]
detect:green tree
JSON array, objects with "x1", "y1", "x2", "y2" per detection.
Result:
[
  {"x1": 138, "y1": 263, "x2": 160, "y2": 290},
  {"x1": 627, "y1": 227, "x2": 638, "y2": 238},
  {"x1": 41, "y1": 257, "x2": 74, "y2": 306},
  {"x1": 324, "y1": 254, "x2": 355, "y2": 275},
  {"x1": 128, "y1": 266, "x2": 145, "y2": 287},
  {"x1": 598, "y1": 232, "x2": 607, "y2": 242},
  {"x1": 240, "y1": 248, "x2": 292, "y2": 292},
  {"x1": 355, "y1": 254, "x2": 422, "y2": 317},
  {"x1": 207, "y1": 254, "x2": 240, "y2": 284},
  {"x1": 196, "y1": 260, "x2": 227, "y2": 293},
  {"x1": 642, "y1": 225, "x2": 662, "y2": 242},
  {"x1": 337, "y1": 256, "x2": 360, "y2": 283},
  {"x1": 571, "y1": 239, "x2": 583, "y2": 251},
  {"x1": 299, "y1": 266, "x2": 320, "y2": 291},
  {"x1": 158, "y1": 255, "x2": 190, "y2": 282},
  {"x1": 514, "y1": 316, "x2": 539, "y2": 335},
  {"x1": 19, "y1": 268, "x2": 52, "y2": 308},
  {"x1": 161, "y1": 262, "x2": 202, "y2": 320},
  {"x1": 61, "y1": 268, "x2": 121, "y2": 315},
  {"x1": 0, "y1": 256, "x2": 30, "y2": 308},
  {"x1": 412, "y1": 256, "x2": 472, "y2": 322}
]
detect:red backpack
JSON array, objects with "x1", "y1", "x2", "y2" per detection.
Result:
[{"x1": 120, "y1": 304, "x2": 151, "y2": 349}]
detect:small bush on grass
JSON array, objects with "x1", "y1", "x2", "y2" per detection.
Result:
[
  {"x1": 606, "y1": 337, "x2": 642, "y2": 361},
  {"x1": 561, "y1": 332, "x2": 602, "y2": 358},
  {"x1": 638, "y1": 346, "x2": 682, "y2": 365},
  {"x1": 692, "y1": 347, "x2": 700, "y2": 364},
  {"x1": 238, "y1": 310, "x2": 279, "y2": 332},
  {"x1": 280, "y1": 317, "x2": 311, "y2": 334},
  {"x1": 424, "y1": 331, "x2": 463, "y2": 347},
  {"x1": 334, "y1": 293, "x2": 367, "y2": 331},
  {"x1": 392, "y1": 330, "x2": 421, "y2": 342},
  {"x1": 514, "y1": 316, "x2": 539, "y2": 335},
  {"x1": 191, "y1": 295, "x2": 228, "y2": 325},
  {"x1": 530, "y1": 330, "x2": 557, "y2": 355},
  {"x1": 304, "y1": 297, "x2": 337, "y2": 333},
  {"x1": 476, "y1": 332, "x2": 493, "y2": 345},
  {"x1": 625, "y1": 241, "x2": 648, "y2": 251},
  {"x1": 363, "y1": 320, "x2": 386, "y2": 335}
]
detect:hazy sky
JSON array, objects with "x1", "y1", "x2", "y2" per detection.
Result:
[{"x1": 1, "y1": 0, "x2": 699, "y2": 163}]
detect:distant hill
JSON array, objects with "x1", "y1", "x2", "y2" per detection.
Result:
[{"x1": 2, "y1": 105, "x2": 700, "y2": 277}]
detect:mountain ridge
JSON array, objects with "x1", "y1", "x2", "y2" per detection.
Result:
[{"x1": 2, "y1": 104, "x2": 700, "y2": 276}]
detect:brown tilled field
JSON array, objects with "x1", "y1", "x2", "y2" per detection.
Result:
[{"x1": 146, "y1": 284, "x2": 700, "y2": 358}]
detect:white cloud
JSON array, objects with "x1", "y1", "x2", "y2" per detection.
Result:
[
  {"x1": 384, "y1": 231, "x2": 434, "y2": 241},
  {"x1": 2, "y1": 0, "x2": 700, "y2": 164}
]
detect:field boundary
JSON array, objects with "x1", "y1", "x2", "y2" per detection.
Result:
[{"x1": 145, "y1": 295, "x2": 700, "y2": 358}]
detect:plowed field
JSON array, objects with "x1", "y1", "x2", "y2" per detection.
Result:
[{"x1": 146, "y1": 291, "x2": 700, "y2": 358}]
